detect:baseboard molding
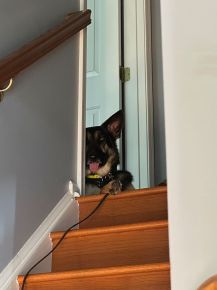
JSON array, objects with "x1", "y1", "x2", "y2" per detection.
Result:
[{"x1": 0, "y1": 190, "x2": 79, "y2": 290}]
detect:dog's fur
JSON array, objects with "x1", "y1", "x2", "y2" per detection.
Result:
[{"x1": 85, "y1": 110, "x2": 133, "y2": 195}]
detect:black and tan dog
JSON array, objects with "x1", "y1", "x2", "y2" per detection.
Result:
[{"x1": 85, "y1": 110, "x2": 133, "y2": 195}]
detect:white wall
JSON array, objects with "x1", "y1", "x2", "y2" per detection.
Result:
[
  {"x1": 161, "y1": 0, "x2": 217, "y2": 289},
  {"x1": 0, "y1": 0, "x2": 80, "y2": 272}
]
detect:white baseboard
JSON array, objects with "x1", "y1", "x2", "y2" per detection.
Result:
[{"x1": 0, "y1": 190, "x2": 79, "y2": 290}]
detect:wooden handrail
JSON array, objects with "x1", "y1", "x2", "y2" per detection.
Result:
[
  {"x1": 198, "y1": 275, "x2": 217, "y2": 289},
  {"x1": 0, "y1": 10, "x2": 91, "y2": 87}
]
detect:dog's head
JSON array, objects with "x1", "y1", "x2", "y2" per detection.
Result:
[{"x1": 86, "y1": 110, "x2": 123, "y2": 177}]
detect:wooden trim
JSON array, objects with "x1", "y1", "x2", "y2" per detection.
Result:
[{"x1": 0, "y1": 10, "x2": 91, "y2": 86}]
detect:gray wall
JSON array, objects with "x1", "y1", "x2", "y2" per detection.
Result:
[
  {"x1": 0, "y1": 0, "x2": 80, "y2": 271},
  {"x1": 150, "y1": 0, "x2": 167, "y2": 185}
]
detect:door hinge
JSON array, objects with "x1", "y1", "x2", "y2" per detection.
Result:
[{"x1": 120, "y1": 67, "x2": 130, "y2": 83}]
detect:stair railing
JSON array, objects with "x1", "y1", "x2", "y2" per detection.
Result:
[{"x1": 0, "y1": 10, "x2": 91, "y2": 98}]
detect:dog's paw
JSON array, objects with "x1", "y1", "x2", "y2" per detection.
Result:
[{"x1": 100, "y1": 180, "x2": 122, "y2": 195}]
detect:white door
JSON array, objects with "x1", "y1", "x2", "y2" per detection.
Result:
[{"x1": 86, "y1": 0, "x2": 121, "y2": 127}]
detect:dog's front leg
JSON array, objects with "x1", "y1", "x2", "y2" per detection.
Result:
[{"x1": 100, "y1": 180, "x2": 122, "y2": 195}]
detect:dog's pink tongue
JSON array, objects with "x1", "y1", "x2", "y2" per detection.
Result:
[{"x1": 89, "y1": 162, "x2": 99, "y2": 173}]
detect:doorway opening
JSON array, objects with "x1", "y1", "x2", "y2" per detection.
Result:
[{"x1": 85, "y1": 0, "x2": 154, "y2": 191}]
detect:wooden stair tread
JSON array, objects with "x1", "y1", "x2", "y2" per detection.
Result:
[
  {"x1": 78, "y1": 186, "x2": 167, "y2": 203},
  {"x1": 78, "y1": 186, "x2": 168, "y2": 228},
  {"x1": 18, "y1": 262, "x2": 170, "y2": 290},
  {"x1": 51, "y1": 220, "x2": 169, "y2": 272},
  {"x1": 17, "y1": 186, "x2": 171, "y2": 289},
  {"x1": 19, "y1": 262, "x2": 170, "y2": 281},
  {"x1": 51, "y1": 220, "x2": 168, "y2": 238}
]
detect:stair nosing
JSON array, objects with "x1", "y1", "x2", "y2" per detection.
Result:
[
  {"x1": 18, "y1": 262, "x2": 170, "y2": 283},
  {"x1": 51, "y1": 220, "x2": 168, "y2": 240},
  {"x1": 77, "y1": 186, "x2": 167, "y2": 203}
]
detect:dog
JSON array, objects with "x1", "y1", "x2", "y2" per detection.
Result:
[{"x1": 85, "y1": 110, "x2": 133, "y2": 195}]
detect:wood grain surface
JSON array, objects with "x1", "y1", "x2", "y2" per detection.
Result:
[
  {"x1": 18, "y1": 186, "x2": 171, "y2": 289},
  {"x1": 18, "y1": 262, "x2": 170, "y2": 290},
  {"x1": 78, "y1": 186, "x2": 168, "y2": 228},
  {"x1": 198, "y1": 274, "x2": 217, "y2": 290},
  {"x1": 51, "y1": 221, "x2": 169, "y2": 272}
]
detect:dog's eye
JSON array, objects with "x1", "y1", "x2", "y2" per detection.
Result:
[{"x1": 99, "y1": 137, "x2": 105, "y2": 143}]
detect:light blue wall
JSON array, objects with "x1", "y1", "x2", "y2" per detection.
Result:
[{"x1": 0, "y1": 0, "x2": 80, "y2": 272}]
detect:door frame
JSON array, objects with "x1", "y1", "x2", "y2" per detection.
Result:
[
  {"x1": 81, "y1": 0, "x2": 154, "y2": 192},
  {"x1": 124, "y1": 0, "x2": 154, "y2": 188},
  {"x1": 78, "y1": 0, "x2": 87, "y2": 193}
]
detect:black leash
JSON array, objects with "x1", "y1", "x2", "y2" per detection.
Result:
[{"x1": 21, "y1": 192, "x2": 110, "y2": 289}]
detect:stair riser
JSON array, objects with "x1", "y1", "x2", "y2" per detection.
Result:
[
  {"x1": 52, "y1": 225, "x2": 169, "y2": 272},
  {"x1": 19, "y1": 268, "x2": 170, "y2": 290},
  {"x1": 79, "y1": 191, "x2": 168, "y2": 228}
]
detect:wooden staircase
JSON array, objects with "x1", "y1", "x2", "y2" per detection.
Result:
[{"x1": 18, "y1": 186, "x2": 170, "y2": 289}]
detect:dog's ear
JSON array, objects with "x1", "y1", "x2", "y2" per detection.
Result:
[{"x1": 102, "y1": 110, "x2": 123, "y2": 139}]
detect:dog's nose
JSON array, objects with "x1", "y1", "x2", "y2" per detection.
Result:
[{"x1": 89, "y1": 155, "x2": 96, "y2": 160}]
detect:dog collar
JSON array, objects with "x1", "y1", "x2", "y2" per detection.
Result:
[
  {"x1": 86, "y1": 172, "x2": 114, "y2": 188},
  {"x1": 86, "y1": 174, "x2": 102, "y2": 179}
]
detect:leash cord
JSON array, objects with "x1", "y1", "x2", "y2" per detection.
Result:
[{"x1": 21, "y1": 192, "x2": 110, "y2": 290}]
